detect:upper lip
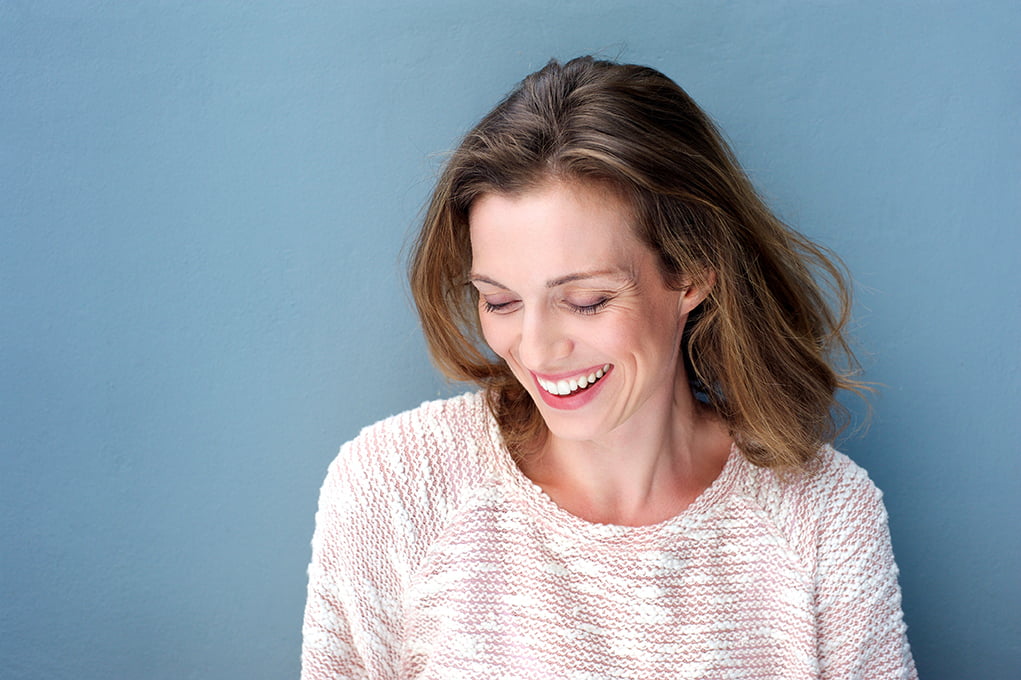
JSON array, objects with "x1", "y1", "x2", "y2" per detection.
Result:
[{"x1": 530, "y1": 364, "x2": 609, "y2": 382}]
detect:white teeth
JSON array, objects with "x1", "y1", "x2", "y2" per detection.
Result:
[{"x1": 537, "y1": 364, "x2": 611, "y2": 397}]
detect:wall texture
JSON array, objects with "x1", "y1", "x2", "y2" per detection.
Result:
[{"x1": 2, "y1": 2, "x2": 1018, "y2": 678}]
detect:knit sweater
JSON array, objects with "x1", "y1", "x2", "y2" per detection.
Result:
[{"x1": 301, "y1": 392, "x2": 916, "y2": 679}]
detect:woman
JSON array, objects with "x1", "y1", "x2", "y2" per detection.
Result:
[{"x1": 302, "y1": 56, "x2": 916, "y2": 679}]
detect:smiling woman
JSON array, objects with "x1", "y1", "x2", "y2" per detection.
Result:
[
  {"x1": 468, "y1": 181, "x2": 731, "y2": 526},
  {"x1": 301, "y1": 57, "x2": 917, "y2": 679}
]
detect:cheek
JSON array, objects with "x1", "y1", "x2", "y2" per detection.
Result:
[
  {"x1": 593, "y1": 321, "x2": 632, "y2": 355},
  {"x1": 616, "y1": 304, "x2": 684, "y2": 359},
  {"x1": 478, "y1": 315, "x2": 511, "y2": 358}
]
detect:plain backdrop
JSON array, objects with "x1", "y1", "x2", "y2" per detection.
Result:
[{"x1": 2, "y1": 2, "x2": 1019, "y2": 678}]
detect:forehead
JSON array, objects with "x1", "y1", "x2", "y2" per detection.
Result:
[{"x1": 468, "y1": 180, "x2": 646, "y2": 266}]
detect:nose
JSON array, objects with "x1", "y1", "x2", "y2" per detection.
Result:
[{"x1": 517, "y1": 306, "x2": 573, "y2": 370}]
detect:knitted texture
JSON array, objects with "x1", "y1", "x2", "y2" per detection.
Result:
[{"x1": 301, "y1": 392, "x2": 916, "y2": 679}]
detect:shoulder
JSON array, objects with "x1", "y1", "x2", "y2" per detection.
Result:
[
  {"x1": 310, "y1": 392, "x2": 497, "y2": 581},
  {"x1": 746, "y1": 451, "x2": 916, "y2": 676},
  {"x1": 337, "y1": 391, "x2": 493, "y2": 474},
  {"x1": 320, "y1": 391, "x2": 495, "y2": 521},
  {"x1": 741, "y1": 445, "x2": 882, "y2": 512},
  {"x1": 805, "y1": 446, "x2": 887, "y2": 527},
  {"x1": 733, "y1": 446, "x2": 889, "y2": 564}
]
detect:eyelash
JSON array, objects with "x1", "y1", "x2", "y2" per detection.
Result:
[
  {"x1": 482, "y1": 300, "x2": 512, "y2": 313},
  {"x1": 569, "y1": 298, "x2": 610, "y2": 315},
  {"x1": 481, "y1": 298, "x2": 611, "y2": 315}
]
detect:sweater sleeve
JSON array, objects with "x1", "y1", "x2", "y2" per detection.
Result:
[
  {"x1": 300, "y1": 428, "x2": 413, "y2": 680},
  {"x1": 813, "y1": 454, "x2": 917, "y2": 680}
]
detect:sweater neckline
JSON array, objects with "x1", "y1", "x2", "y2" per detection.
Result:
[{"x1": 480, "y1": 395, "x2": 744, "y2": 540}]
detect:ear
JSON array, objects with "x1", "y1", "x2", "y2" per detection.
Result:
[{"x1": 678, "y1": 269, "x2": 716, "y2": 316}]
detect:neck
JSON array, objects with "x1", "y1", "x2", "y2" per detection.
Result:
[{"x1": 521, "y1": 379, "x2": 733, "y2": 526}]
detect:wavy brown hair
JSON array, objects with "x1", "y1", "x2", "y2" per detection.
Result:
[{"x1": 409, "y1": 56, "x2": 866, "y2": 469}]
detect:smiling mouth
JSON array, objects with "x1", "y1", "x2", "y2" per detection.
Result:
[{"x1": 535, "y1": 364, "x2": 611, "y2": 396}]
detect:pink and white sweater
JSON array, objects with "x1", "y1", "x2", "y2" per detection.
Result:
[{"x1": 301, "y1": 392, "x2": 916, "y2": 679}]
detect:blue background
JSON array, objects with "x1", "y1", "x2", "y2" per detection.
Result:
[{"x1": 2, "y1": 2, "x2": 1019, "y2": 678}]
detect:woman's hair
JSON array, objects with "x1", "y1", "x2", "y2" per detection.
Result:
[{"x1": 409, "y1": 56, "x2": 866, "y2": 469}]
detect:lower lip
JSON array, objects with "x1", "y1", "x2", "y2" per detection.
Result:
[{"x1": 533, "y1": 368, "x2": 611, "y2": 411}]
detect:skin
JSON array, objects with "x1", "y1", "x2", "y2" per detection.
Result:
[{"x1": 469, "y1": 179, "x2": 733, "y2": 526}]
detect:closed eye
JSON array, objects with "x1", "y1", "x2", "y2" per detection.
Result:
[
  {"x1": 482, "y1": 299, "x2": 517, "y2": 313},
  {"x1": 568, "y1": 298, "x2": 610, "y2": 315}
]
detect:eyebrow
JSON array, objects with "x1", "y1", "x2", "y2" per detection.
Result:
[{"x1": 469, "y1": 268, "x2": 635, "y2": 290}]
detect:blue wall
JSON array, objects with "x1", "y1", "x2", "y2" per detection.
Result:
[{"x1": 2, "y1": 2, "x2": 1018, "y2": 678}]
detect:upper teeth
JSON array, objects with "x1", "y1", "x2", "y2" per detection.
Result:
[{"x1": 537, "y1": 364, "x2": 611, "y2": 396}]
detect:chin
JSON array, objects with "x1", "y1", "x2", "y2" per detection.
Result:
[{"x1": 531, "y1": 397, "x2": 611, "y2": 442}]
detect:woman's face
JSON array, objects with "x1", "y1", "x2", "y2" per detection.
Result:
[{"x1": 469, "y1": 180, "x2": 706, "y2": 444}]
